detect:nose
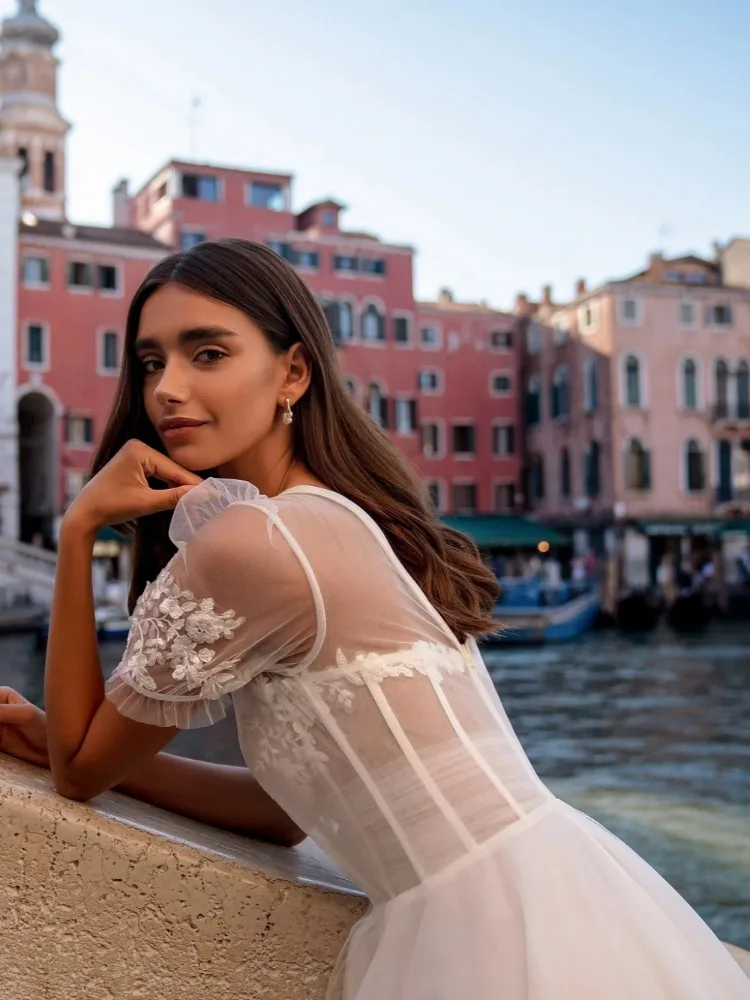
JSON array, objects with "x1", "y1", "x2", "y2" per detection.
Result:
[{"x1": 153, "y1": 360, "x2": 190, "y2": 407}]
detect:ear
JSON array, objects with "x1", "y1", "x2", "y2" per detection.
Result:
[{"x1": 280, "y1": 342, "x2": 312, "y2": 404}]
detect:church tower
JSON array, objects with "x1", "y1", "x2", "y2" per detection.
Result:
[{"x1": 0, "y1": 0, "x2": 69, "y2": 221}]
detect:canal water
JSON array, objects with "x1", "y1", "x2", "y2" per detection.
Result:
[{"x1": 1, "y1": 626, "x2": 748, "y2": 949}]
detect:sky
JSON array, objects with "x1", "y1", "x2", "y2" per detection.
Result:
[{"x1": 29, "y1": 0, "x2": 750, "y2": 309}]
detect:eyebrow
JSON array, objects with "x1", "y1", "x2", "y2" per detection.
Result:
[{"x1": 134, "y1": 326, "x2": 238, "y2": 353}]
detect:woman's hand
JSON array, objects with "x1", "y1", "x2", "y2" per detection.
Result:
[
  {"x1": 0, "y1": 688, "x2": 49, "y2": 768},
  {"x1": 64, "y1": 440, "x2": 203, "y2": 534}
]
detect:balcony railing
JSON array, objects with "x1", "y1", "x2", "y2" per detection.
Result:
[
  {"x1": 715, "y1": 485, "x2": 750, "y2": 506},
  {"x1": 712, "y1": 401, "x2": 750, "y2": 422}
]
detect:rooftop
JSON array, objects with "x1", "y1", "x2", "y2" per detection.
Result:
[{"x1": 19, "y1": 217, "x2": 170, "y2": 250}]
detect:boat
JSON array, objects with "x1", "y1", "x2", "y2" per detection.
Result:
[
  {"x1": 34, "y1": 604, "x2": 131, "y2": 649},
  {"x1": 487, "y1": 581, "x2": 601, "y2": 645}
]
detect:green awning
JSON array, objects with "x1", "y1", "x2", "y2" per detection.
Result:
[
  {"x1": 441, "y1": 515, "x2": 568, "y2": 550},
  {"x1": 636, "y1": 518, "x2": 721, "y2": 537},
  {"x1": 716, "y1": 519, "x2": 750, "y2": 535}
]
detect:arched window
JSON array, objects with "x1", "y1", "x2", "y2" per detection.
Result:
[
  {"x1": 737, "y1": 360, "x2": 750, "y2": 419},
  {"x1": 339, "y1": 301, "x2": 354, "y2": 341},
  {"x1": 684, "y1": 439, "x2": 706, "y2": 493},
  {"x1": 625, "y1": 438, "x2": 651, "y2": 491},
  {"x1": 529, "y1": 454, "x2": 545, "y2": 502},
  {"x1": 584, "y1": 357, "x2": 598, "y2": 413},
  {"x1": 526, "y1": 375, "x2": 541, "y2": 426},
  {"x1": 715, "y1": 358, "x2": 729, "y2": 417},
  {"x1": 624, "y1": 355, "x2": 641, "y2": 407},
  {"x1": 560, "y1": 447, "x2": 571, "y2": 498},
  {"x1": 584, "y1": 441, "x2": 601, "y2": 498},
  {"x1": 362, "y1": 303, "x2": 384, "y2": 342},
  {"x1": 551, "y1": 364, "x2": 570, "y2": 419},
  {"x1": 343, "y1": 375, "x2": 358, "y2": 399},
  {"x1": 682, "y1": 358, "x2": 698, "y2": 411},
  {"x1": 367, "y1": 382, "x2": 388, "y2": 427}
]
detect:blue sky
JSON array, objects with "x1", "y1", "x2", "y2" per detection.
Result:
[{"x1": 35, "y1": 0, "x2": 750, "y2": 308}]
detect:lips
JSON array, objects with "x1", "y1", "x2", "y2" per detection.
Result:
[{"x1": 158, "y1": 417, "x2": 207, "y2": 432}]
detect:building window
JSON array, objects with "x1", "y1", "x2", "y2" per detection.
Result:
[
  {"x1": 490, "y1": 372, "x2": 513, "y2": 396},
  {"x1": 361, "y1": 303, "x2": 385, "y2": 342},
  {"x1": 296, "y1": 250, "x2": 319, "y2": 269},
  {"x1": 560, "y1": 447, "x2": 571, "y2": 499},
  {"x1": 360, "y1": 258, "x2": 387, "y2": 276},
  {"x1": 529, "y1": 455, "x2": 545, "y2": 502},
  {"x1": 584, "y1": 441, "x2": 601, "y2": 498},
  {"x1": 421, "y1": 421, "x2": 443, "y2": 458},
  {"x1": 100, "y1": 331, "x2": 120, "y2": 373},
  {"x1": 550, "y1": 364, "x2": 570, "y2": 419},
  {"x1": 707, "y1": 304, "x2": 732, "y2": 328},
  {"x1": 680, "y1": 301, "x2": 694, "y2": 327},
  {"x1": 625, "y1": 438, "x2": 651, "y2": 491},
  {"x1": 426, "y1": 480, "x2": 444, "y2": 512},
  {"x1": 181, "y1": 173, "x2": 219, "y2": 201},
  {"x1": 737, "y1": 361, "x2": 750, "y2": 419},
  {"x1": 267, "y1": 240, "x2": 293, "y2": 260},
  {"x1": 684, "y1": 439, "x2": 706, "y2": 493},
  {"x1": 25, "y1": 323, "x2": 47, "y2": 367},
  {"x1": 337, "y1": 301, "x2": 354, "y2": 342},
  {"x1": 525, "y1": 374, "x2": 541, "y2": 425},
  {"x1": 333, "y1": 255, "x2": 359, "y2": 273},
  {"x1": 18, "y1": 146, "x2": 29, "y2": 192},
  {"x1": 682, "y1": 358, "x2": 698, "y2": 411},
  {"x1": 526, "y1": 322, "x2": 542, "y2": 354},
  {"x1": 323, "y1": 210, "x2": 335, "y2": 227},
  {"x1": 367, "y1": 383, "x2": 388, "y2": 428},
  {"x1": 420, "y1": 325, "x2": 440, "y2": 349},
  {"x1": 418, "y1": 369, "x2": 442, "y2": 393},
  {"x1": 393, "y1": 316, "x2": 411, "y2": 344},
  {"x1": 620, "y1": 297, "x2": 641, "y2": 324},
  {"x1": 394, "y1": 398, "x2": 417, "y2": 435},
  {"x1": 494, "y1": 483, "x2": 515, "y2": 512},
  {"x1": 624, "y1": 354, "x2": 642, "y2": 407},
  {"x1": 452, "y1": 423, "x2": 476, "y2": 457},
  {"x1": 66, "y1": 415, "x2": 94, "y2": 446},
  {"x1": 715, "y1": 358, "x2": 730, "y2": 418},
  {"x1": 247, "y1": 181, "x2": 286, "y2": 211},
  {"x1": 67, "y1": 261, "x2": 93, "y2": 289},
  {"x1": 97, "y1": 264, "x2": 119, "y2": 293},
  {"x1": 22, "y1": 255, "x2": 50, "y2": 287},
  {"x1": 490, "y1": 329, "x2": 513, "y2": 350},
  {"x1": 180, "y1": 230, "x2": 205, "y2": 250},
  {"x1": 492, "y1": 423, "x2": 515, "y2": 457},
  {"x1": 553, "y1": 323, "x2": 569, "y2": 346},
  {"x1": 343, "y1": 375, "x2": 358, "y2": 399},
  {"x1": 43, "y1": 151, "x2": 55, "y2": 193},
  {"x1": 584, "y1": 357, "x2": 598, "y2": 413},
  {"x1": 452, "y1": 482, "x2": 477, "y2": 514},
  {"x1": 578, "y1": 302, "x2": 598, "y2": 334}
]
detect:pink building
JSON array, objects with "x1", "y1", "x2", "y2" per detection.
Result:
[{"x1": 520, "y1": 253, "x2": 750, "y2": 555}]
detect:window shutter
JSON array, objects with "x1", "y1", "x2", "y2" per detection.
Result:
[
  {"x1": 408, "y1": 399, "x2": 418, "y2": 431},
  {"x1": 379, "y1": 396, "x2": 389, "y2": 429},
  {"x1": 642, "y1": 450, "x2": 652, "y2": 490}
]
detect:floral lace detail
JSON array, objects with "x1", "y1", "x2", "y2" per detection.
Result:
[
  {"x1": 119, "y1": 567, "x2": 249, "y2": 700},
  {"x1": 244, "y1": 642, "x2": 468, "y2": 785}
]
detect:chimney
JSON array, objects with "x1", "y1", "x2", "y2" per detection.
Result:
[
  {"x1": 541, "y1": 284, "x2": 553, "y2": 306},
  {"x1": 112, "y1": 179, "x2": 131, "y2": 227},
  {"x1": 575, "y1": 278, "x2": 587, "y2": 297},
  {"x1": 439, "y1": 287, "x2": 454, "y2": 304},
  {"x1": 514, "y1": 292, "x2": 531, "y2": 316},
  {"x1": 648, "y1": 251, "x2": 664, "y2": 276}
]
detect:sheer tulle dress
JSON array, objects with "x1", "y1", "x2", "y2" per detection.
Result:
[{"x1": 106, "y1": 480, "x2": 750, "y2": 999}]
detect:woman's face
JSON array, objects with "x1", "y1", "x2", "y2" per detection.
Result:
[{"x1": 136, "y1": 283, "x2": 296, "y2": 472}]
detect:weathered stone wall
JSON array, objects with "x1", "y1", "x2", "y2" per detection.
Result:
[{"x1": 0, "y1": 755, "x2": 366, "y2": 999}]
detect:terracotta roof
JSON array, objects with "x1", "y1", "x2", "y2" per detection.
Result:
[{"x1": 19, "y1": 218, "x2": 169, "y2": 250}]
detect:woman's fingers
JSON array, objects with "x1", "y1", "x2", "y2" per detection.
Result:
[
  {"x1": 140, "y1": 446, "x2": 203, "y2": 488},
  {"x1": 145, "y1": 484, "x2": 197, "y2": 514},
  {"x1": 0, "y1": 702, "x2": 39, "y2": 725}
]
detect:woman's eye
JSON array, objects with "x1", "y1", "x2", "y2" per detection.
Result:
[
  {"x1": 141, "y1": 358, "x2": 163, "y2": 374},
  {"x1": 195, "y1": 348, "x2": 227, "y2": 364}
]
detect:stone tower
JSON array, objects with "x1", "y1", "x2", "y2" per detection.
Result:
[{"x1": 0, "y1": 0, "x2": 69, "y2": 221}]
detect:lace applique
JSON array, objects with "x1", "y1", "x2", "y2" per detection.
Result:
[
  {"x1": 244, "y1": 642, "x2": 467, "y2": 784},
  {"x1": 119, "y1": 567, "x2": 248, "y2": 700}
]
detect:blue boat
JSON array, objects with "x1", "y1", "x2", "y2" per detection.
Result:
[{"x1": 487, "y1": 580, "x2": 601, "y2": 645}]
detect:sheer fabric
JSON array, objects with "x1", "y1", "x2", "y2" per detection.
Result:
[{"x1": 107, "y1": 480, "x2": 750, "y2": 999}]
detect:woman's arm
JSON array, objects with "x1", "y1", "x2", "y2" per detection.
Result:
[{"x1": 116, "y1": 754, "x2": 305, "y2": 846}]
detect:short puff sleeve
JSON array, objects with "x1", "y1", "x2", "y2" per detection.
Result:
[{"x1": 105, "y1": 479, "x2": 320, "y2": 729}]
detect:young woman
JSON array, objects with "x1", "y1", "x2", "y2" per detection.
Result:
[{"x1": 0, "y1": 239, "x2": 747, "y2": 999}]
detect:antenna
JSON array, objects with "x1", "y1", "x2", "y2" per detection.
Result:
[{"x1": 188, "y1": 96, "x2": 202, "y2": 158}]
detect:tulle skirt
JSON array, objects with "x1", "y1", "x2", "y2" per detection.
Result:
[{"x1": 329, "y1": 799, "x2": 750, "y2": 999}]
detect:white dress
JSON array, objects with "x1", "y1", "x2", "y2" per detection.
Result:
[{"x1": 106, "y1": 479, "x2": 750, "y2": 999}]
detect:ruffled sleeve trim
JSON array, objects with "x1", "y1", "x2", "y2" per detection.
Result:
[
  {"x1": 169, "y1": 477, "x2": 279, "y2": 547},
  {"x1": 105, "y1": 672, "x2": 231, "y2": 729}
]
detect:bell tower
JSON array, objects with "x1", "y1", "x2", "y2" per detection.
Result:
[{"x1": 0, "y1": 0, "x2": 69, "y2": 221}]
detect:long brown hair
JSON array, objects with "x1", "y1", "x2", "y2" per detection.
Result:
[{"x1": 91, "y1": 239, "x2": 499, "y2": 638}]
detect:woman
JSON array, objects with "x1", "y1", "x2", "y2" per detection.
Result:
[{"x1": 0, "y1": 239, "x2": 747, "y2": 999}]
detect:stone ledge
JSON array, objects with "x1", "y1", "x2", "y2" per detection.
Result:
[{"x1": 0, "y1": 754, "x2": 366, "y2": 1000}]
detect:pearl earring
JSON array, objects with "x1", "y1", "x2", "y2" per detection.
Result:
[{"x1": 281, "y1": 398, "x2": 294, "y2": 425}]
